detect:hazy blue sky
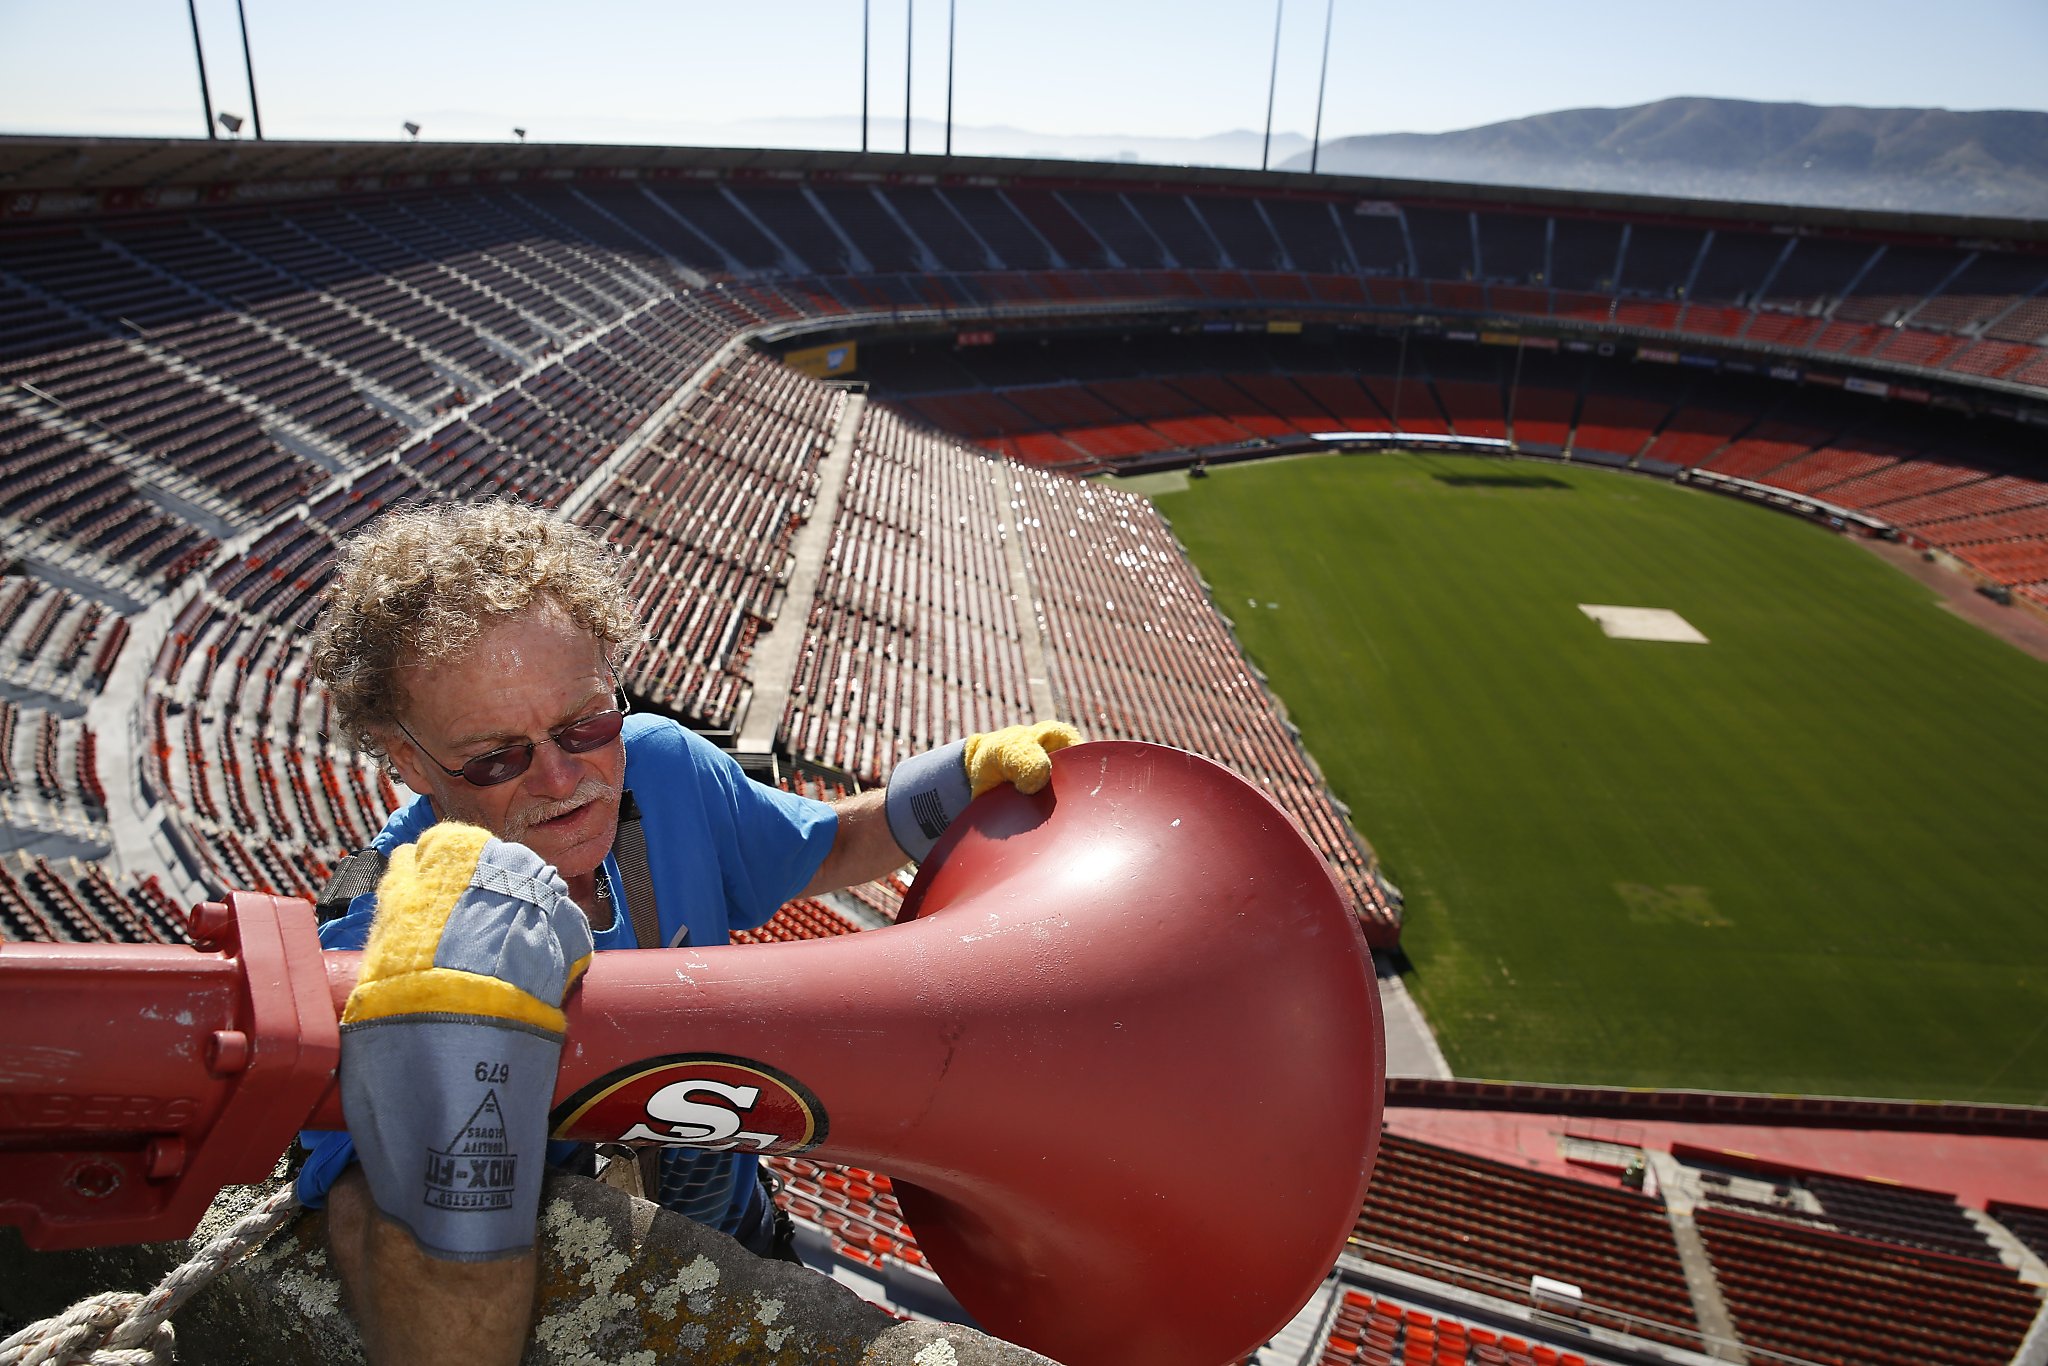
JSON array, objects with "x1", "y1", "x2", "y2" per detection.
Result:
[{"x1": 3, "y1": 0, "x2": 2044, "y2": 159}]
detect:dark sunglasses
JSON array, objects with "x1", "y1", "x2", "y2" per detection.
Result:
[{"x1": 395, "y1": 690, "x2": 631, "y2": 788}]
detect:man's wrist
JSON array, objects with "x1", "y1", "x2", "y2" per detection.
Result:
[{"x1": 884, "y1": 738, "x2": 970, "y2": 862}]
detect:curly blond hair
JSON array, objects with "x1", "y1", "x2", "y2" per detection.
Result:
[{"x1": 310, "y1": 500, "x2": 642, "y2": 756}]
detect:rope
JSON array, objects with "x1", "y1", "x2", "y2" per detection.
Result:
[{"x1": 0, "y1": 1185, "x2": 302, "y2": 1366}]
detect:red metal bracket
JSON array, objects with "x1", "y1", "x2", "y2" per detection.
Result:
[{"x1": 0, "y1": 892, "x2": 339, "y2": 1250}]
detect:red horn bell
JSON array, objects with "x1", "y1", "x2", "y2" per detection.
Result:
[
  {"x1": 526, "y1": 740, "x2": 1385, "y2": 1366},
  {"x1": 876, "y1": 741, "x2": 1385, "y2": 1364}
]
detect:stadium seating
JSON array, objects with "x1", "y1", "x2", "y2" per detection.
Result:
[
  {"x1": 1759, "y1": 238, "x2": 1883, "y2": 315},
  {"x1": 1695, "y1": 1163, "x2": 2002, "y2": 1264},
  {"x1": 855, "y1": 321, "x2": 2048, "y2": 590},
  {"x1": 1504, "y1": 386, "x2": 1575, "y2": 451},
  {"x1": 0, "y1": 825, "x2": 185, "y2": 947},
  {"x1": 771, "y1": 1154, "x2": 930, "y2": 1274},
  {"x1": 1696, "y1": 1206, "x2": 2040, "y2": 1366},
  {"x1": 580, "y1": 351, "x2": 841, "y2": 729},
  {"x1": 1317, "y1": 1289, "x2": 1590, "y2": 1366},
  {"x1": 1011, "y1": 465, "x2": 1395, "y2": 933},
  {"x1": 1987, "y1": 1200, "x2": 2048, "y2": 1264},
  {"x1": 1569, "y1": 394, "x2": 1668, "y2": 460},
  {"x1": 1698, "y1": 420, "x2": 1830, "y2": 482},
  {"x1": 1547, "y1": 219, "x2": 1626, "y2": 294},
  {"x1": 0, "y1": 574, "x2": 131, "y2": 702},
  {"x1": 729, "y1": 895, "x2": 860, "y2": 945},
  {"x1": 0, "y1": 699, "x2": 110, "y2": 844},
  {"x1": 1354, "y1": 1135, "x2": 1699, "y2": 1347},
  {"x1": 777, "y1": 409, "x2": 1033, "y2": 779},
  {"x1": 1988, "y1": 295, "x2": 2048, "y2": 348},
  {"x1": 1804, "y1": 1174, "x2": 2001, "y2": 1263}
]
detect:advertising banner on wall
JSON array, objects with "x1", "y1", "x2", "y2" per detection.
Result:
[{"x1": 785, "y1": 340, "x2": 858, "y2": 377}]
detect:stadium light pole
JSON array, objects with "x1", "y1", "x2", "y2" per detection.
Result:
[
  {"x1": 905, "y1": 0, "x2": 915, "y2": 154},
  {"x1": 945, "y1": 0, "x2": 956, "y2": 157},
  {"x1": 186, "y1": 0, "x2": 217, "y2": 140},
  {"x1": 861, "y1": 0, "x2": 870, "y2": 153},
  {"x1": 235, "y1": 0, "x2": 265, "y2": 140},
  {"x1": 1261, "y1": 0, "x2": 1284, "y2": 172},
  {"x1": 1309, "y1": 0, "x2": 1334, "y2": 172}
]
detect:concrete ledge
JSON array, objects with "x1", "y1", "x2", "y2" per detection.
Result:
[{"x1": 1, "y1": 1171, "x2": 1060, "y2": 1366}]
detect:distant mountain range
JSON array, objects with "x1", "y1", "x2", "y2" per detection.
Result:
[{"x1": 1281, "y1": 98, "x2": 2048, "y2": 219}]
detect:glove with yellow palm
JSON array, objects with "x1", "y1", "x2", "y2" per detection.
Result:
[
  {"x1": 885, "y1": 719, "x2": 1082, "y2": 861},
  {"x1": 338, "y1": 822, "x2": 593, "y2": 1261}
]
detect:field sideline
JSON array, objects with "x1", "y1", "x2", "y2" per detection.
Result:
[{"x1": 1147, "y1": 452, "x2": 2048, "y2": 1105}]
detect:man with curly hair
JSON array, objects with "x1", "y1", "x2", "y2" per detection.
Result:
[{"x1": 295, "y1": 499, "x2": 1076, "y2": 1365}]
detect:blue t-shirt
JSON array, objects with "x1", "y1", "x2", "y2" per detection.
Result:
[{"x1": 297, "y1": 715, "x2": 837, "y2": 1236}]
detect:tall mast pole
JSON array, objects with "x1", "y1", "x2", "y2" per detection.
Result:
[
  {"x1": 236, "y1": 0, "x2": 265, "y2": 139},
  {"x1": 186, "y1": 0, "x2": 217, "y2": 139},
  {"x1": 945, "y1": 0, "x2": 956, "y2": 156},
  {"x1": 862, "y1": 0, "x2": 870, "y2": 153},
  {"x1": 905, "y1": 0, "x2": 915, "y2": 154},
  {"x1": 1261, "y1": 0, "x2": 1284, "y2": 171},
  {"x1": 1310, "y1": 0, "x2": 1335, "y2": 172}
]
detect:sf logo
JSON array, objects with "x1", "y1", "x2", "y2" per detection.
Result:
[
  {"x1": 616, "y1": 1078, "x2": 780, "y2": 1152},
  {"x1": 551, "y1": 1055, "x2": 827, "y2": 1154}
]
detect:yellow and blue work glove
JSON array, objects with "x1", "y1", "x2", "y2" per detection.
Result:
[
  {"x1": 338, "y1": 823, "x2": 593, "y2": 1262},
  {"x1": 885, "y1": 720, "x2": 1082, "y2": 861}
]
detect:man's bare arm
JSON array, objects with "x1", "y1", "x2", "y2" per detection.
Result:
[
  {"x1": 327, "y1": 1168, "x2": 537, "y2": 1366},
  {"x1": 804, "y1": 724, "x2": 1082, "y2": 897},
  {"x1": 803, "y1": 789, "x2": 906, "y2": 896}
]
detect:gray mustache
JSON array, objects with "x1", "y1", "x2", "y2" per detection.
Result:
[{"x1": 507, "y1": 781, "x2": 621, "y2": 841}]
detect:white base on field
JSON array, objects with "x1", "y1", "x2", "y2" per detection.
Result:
[{"x1": 1578, "y1": 605, "x2": 1709, "y2": 643}]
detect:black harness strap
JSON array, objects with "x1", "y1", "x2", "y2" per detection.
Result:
[
  {"x1": 612, "y1": 790, "x2": 667, "y2": 950},
  {"x1": 610, "y1": 788, "x2": 674, "y2": 1197},
  {"x1": 314, "y1": 849, "x2": 389, "y2": 924}
]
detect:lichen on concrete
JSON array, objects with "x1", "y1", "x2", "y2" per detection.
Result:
[{"x1": 0, "y1": 1170, "x2": 1060, "y2": 1366}]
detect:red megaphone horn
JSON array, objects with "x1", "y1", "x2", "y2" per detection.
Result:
[{"x1": 0, "y1": 742, "x2": 1384, "y2": 1366}]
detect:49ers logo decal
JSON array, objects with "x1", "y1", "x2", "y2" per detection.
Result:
[{"x1": 549, "y1": 1054, "x2": 827, "y2": 1155}]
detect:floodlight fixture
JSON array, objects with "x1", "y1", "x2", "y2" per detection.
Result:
[
  {"x1": 404, "y1": 121, "x2": 421, "y2": 140},
  {"x1": 218, "y1": 112, "x2": 244, "y2": 137},
  {"x1": 514, "y1": 127, "x2": 527, "y2": 142}
]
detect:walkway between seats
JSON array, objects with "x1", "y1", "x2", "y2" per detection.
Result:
[
  {"x1": 996, "y1": 462, "x2": 1057, "y2": 723},
  {"x1": 738, "y1": 392, "x2": 866, "y2": 756}
]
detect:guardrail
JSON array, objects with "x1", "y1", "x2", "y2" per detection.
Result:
[{"x1": 1384, "y1": 1076, "x2": 2048, "y2": 1137}]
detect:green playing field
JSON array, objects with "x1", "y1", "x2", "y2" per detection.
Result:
[{"x1": 1148, "y1": 452, "x2": 2048, "y2": 1104}]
